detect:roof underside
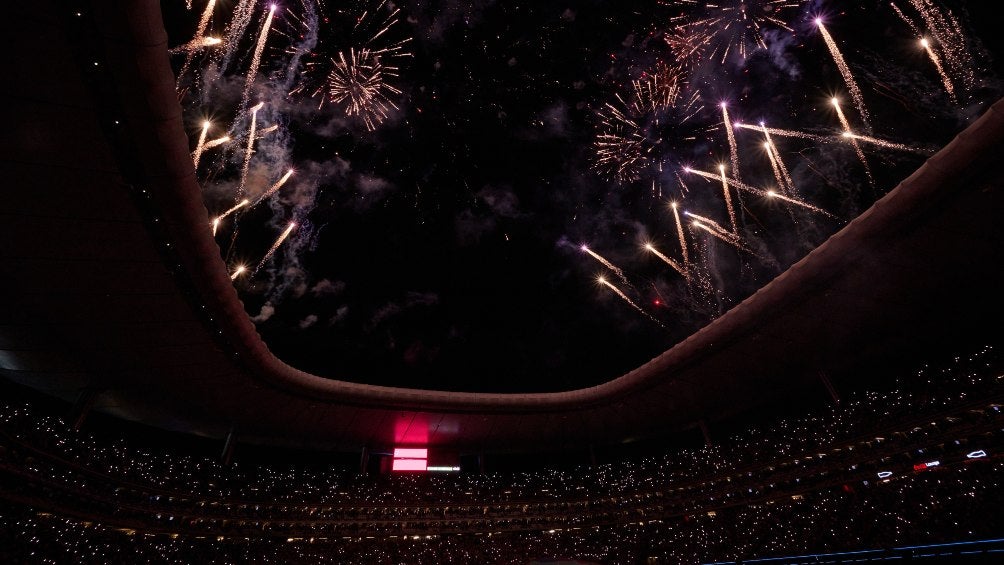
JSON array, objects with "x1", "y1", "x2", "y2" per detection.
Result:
[{"x1": 0, "y1": 0, "x2": 1001, "y2": 452}]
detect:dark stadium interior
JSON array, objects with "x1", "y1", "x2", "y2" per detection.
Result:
[{"x1": 2, "y1": 0, "x2": 1003, "y2": 563}]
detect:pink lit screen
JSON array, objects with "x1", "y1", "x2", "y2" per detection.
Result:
[
  {"x1": 392, "y1": 458, "x2": 427, "y2": 471},
  {"x1": 393, "y1": 448, "x2": 428, "y2": 459}
]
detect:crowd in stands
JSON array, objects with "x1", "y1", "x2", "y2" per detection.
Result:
[{"x1": 1, "y1": 346, "x2": 1002, "y2": 563}]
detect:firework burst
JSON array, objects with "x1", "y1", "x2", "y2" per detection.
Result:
[
  {"x1": 663, "y1": 0, "x2": 810, "y2": 66},
  {"x1": 322, "y1": 48, "x2": 402, "y2": 131},
  {"x1": 592, "y1": 65, "x2": 704, "y2": 184},
  {"x1": 293, "y1": 0, "x2": 412, "y2": 131}
]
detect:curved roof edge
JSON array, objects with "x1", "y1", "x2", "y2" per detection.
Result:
[{"x1": 106, "y1": 1, "x2": 1004, "y2": 414}]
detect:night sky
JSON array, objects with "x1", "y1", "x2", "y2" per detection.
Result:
[{"x1": 164, "y1": 0, "x2": 1002, "y2": 393}]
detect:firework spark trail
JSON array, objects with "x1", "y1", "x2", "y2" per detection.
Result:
[
  {"x1": 670, "y1": 201, "x2": 689, "y2": 268},
  {"x1": 684, "y1": 212, "x2": 759, "y2": 257},
  {"x1": 717, "y1": 165, "x2": 738, "y2": 233},
  {"x1": 239, "y1": 5, "x2": 276, "y2": 120},
  {"x1": 581, "y1": 245, "x2": 629, "y2": 286},
  {"x1": 219, "y1": 199, "x2": 251, "y2": 219},
  {"x1": 816, "y1": 19, "x2": 872, "y2": 133},
  {"x1": 765, "y1": 190, "x2": 836, "y2": 218},
  {"x1": 721, "y1": 103, "x2": 741, "y2": 182},
  {"x1": 256, "y1": 124, "x2": 279, "y2": 138},
  {"x1": 597, "y1": 277, "x2": 664, "y2": 328},
  {"x1": 841, "y1": 132, "x2": 932, "y2": 154},
  {"x1": 763, "y1": 142, "x2": 787, "y2": 196},
  {"x1": 253, "y1": 222, "x2": 297, "y2": 275},
  {"x1": 191, "y1": 120, "x2": 210, "y2": 168},
  {"x1": 674, "y1": 172, "x2": 691, "y2": 196},
  {"x1": 238, "y1": 102, "x2": 264, "y2": 197},
  {"x1": 279, "y1": 3, "x2": 320, "y2": 89},
  {"x1": 895, "y1": 0, "x2": 976, "y2": 93},
  {"x1": 252, "y1": 169, "x2": 295, "y2": 206},
  {"x1": 736, "y1": 123, "x2": 830, "y2": 143},
  {"x1": 758, "y1": 124, "x2": 796, "y2": 195},
  {"x1": 686, "y1": 167, "x2": 830, "y2": 219},
  {"x1": 685, "y1": 166, "x2": 764, "y2": 197},
  {"x1": 170, "y1": 36, "x2": 222, "y2": 55},
  {"x1": 201, "y1": 134, "x2": 230, "y2": 153},
  {"x1": 230, "y1": 265, "x2": 247, "y2": 280},
  {"x1": 891, "y1": 2, "x2": 922, "y2": 36},
  {"x1": 177, "y1": 0, "x2": 217, "y2": 84},
  {"x1": 920, "y1": 37, "x2": 956, "y2": 101},
  {"x1": 832, "y1": 98, "x2": 874, "y2": 183},
  {"x1": 762, "y1": 142, "x2": 796, "y2": 199},
  {"x1": 645, "y1": 243, "x2": 687, "y2": 279},
  {"x1": 683, "y1": 211, "x2": 737, "y2": 237},
  {"x1": 219, "y1": 0, "x2": 259, "y2": 75},
  {"x1": 690, "y1": 221, "x2": 757, "y2": 256},
  {"x1": 211, "y1": 199, "x2": 250, "y2": 235},
  {"x1": 356, "y1": 0, "x2": 414, "y2": 59}
]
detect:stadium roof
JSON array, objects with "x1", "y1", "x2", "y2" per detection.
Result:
[{"x1": 1, "y1": 0, "x2": 1002, "y2": 452}]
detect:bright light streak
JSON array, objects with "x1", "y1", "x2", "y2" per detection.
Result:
[
  {"x1": 841, "y1": 131, "x2": 931, "y2": 154},
  {"x1": 191, "y1": 120, "x2": 211, "y2": 169},
  {"x1": 238, "y1": 103, "x2": 265, "y2": 197},
  {"x1": 735, "y1": 122, "x2": 830, "y2": 143},
  {"x1": 816, "y1": 20, "x2": 871, "y2": 131},
  {"x1": 718, "y1": 164, "x2": 738, "y2": 233},
  {"x1": 721, "y1": 102, "x2": 741, "y2": 182},
  {"x1": 253, "y1": 169, "x2": 295, "y2": 206},
  {"x1": 597, "y1": 277, "x2": 664, "y2": 328},
  {"x1": 760, "y1": 124, "x2": 796, "y2": 196},
  {"x1": 252, "y1": 221, "x2": 297, "y2": 275},
  {"x1": 670, "y1": 201, "x2": 689, "y2": 268},
  {"x1": 893, "y1": 0, "x2": 976, "y2": 95},
  {"x1": 832, "y1": 98, "x2": 873, "y2": 183},
  {"x1": 765, "y1": 190, "x2": 836, "y2": 218},
  {"x1": 203, "y1": 135, "x2": 230, "y2": 151},
  {"x1": 239, "y1": 6, "x2": 276, "y2": 117},
  {"x1": 177, "y1": 0, "x2": 217, "y2": 83},
  {"x1": 685, "y1": 211, "x2": 760, "y2": 257},
  {"x1": 581, "y1": 245, "x2": 629, "y2": 286},
  {"x1": 644, "y1": 243, "x2": 687, "y2": 279},
  {"x1": 211, "y1": 199, "x2": 250, "y2": 236}
]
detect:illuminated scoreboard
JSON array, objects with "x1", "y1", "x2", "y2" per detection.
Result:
[{"x1": 390, "y1": 448, "x2": 460, "y2": 472}]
